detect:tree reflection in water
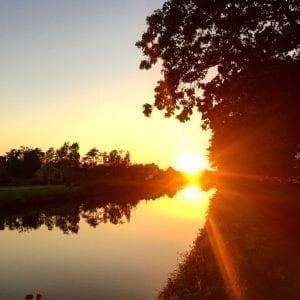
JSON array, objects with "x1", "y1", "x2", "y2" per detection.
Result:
[
  {"x1": 81, "y1": 203, "x2": 132, "y2": 227},
  {"x1": 0, "y1": 184, "x2": 179, "y2": 234}
]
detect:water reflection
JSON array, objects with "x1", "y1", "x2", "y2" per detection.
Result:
[
  {"x1": 181, "y1": 184, "x2": 216, "y2": 203},
  {"x1": 0, "y1": 183, "x2": 217, "y2": 300},
  {"x1": 0, "y1": 184, "x2": 216, "y2": 235},
  {"x1": 0, "y1": 184, "x2": 180, "y2": 234},
  {"x1": 81, "y1": 203, "x2": 133, "y2": 227}
]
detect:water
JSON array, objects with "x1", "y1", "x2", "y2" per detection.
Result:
[{"x1": 0, "y1": 184, "x2": 215, "y2": 300}]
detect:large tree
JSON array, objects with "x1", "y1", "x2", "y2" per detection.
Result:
[{"x1": 137, "y1": 0, "x2": 300, "y2": 176}]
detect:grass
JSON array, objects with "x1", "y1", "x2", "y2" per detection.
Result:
[
  {"x1": 0, "y1": 177, "x2": 182, "y2": 208},
  {"x1": 159, "y1": 178, "x2": 300, "y2": 300},
  {"x1": 0, "y1": 185, "x2": 68, "y2": 203}
]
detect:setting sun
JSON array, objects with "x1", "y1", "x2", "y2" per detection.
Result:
[{"x1": 175, "y1": 152, "x2": 210, "y2": 175}]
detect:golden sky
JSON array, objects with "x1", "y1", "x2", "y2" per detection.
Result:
[{"x1": 0, "y1": 0, "x2": 211, "y2": 168}]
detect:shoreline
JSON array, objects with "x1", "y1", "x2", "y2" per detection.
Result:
[{"x1": 159, "y1": 178, "x2": 300, "y2": 299}]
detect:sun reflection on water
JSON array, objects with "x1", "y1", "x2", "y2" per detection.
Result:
[
  {"x1": 156, "y1": 183, "x2": 217, "y2": 220},
  {"x1": 180, "y1": 184, "x2": 217, "y2": 205}
]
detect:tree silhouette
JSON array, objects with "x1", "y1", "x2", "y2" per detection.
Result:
[
  {"x1": 83, "y1": 147, "x2": 101, "y2": 167},
  {"x1": 137, "y1": 0, "x2": 300, "y2": 176},
  {"x1": 55, "y1": 142, "x2": 80, "y2": 167},
  {"x1": 44, "y1": 147, "x2": 56, "y2": 184},
  {"x1": 55, "y1": 142, "x2": 80, "y2": 182},
  {"x1": 103, "y1": 150, "x2": 131, "y2": 167},
  {"x1": 6, "y1": 147, "x2": 43, "y2": 180}
]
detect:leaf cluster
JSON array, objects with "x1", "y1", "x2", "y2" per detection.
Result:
[{"x1": 137, "y1": 0, "x2": 299, "y2": 126}]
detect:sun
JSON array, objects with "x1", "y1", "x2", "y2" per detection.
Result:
[{"x1": 175, "y1": 152, "x2": 209, "y2": 175}]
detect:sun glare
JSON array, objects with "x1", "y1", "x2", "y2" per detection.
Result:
[
  {"x1": 180, "y1": 184, "x2": 217, "y2": 204},
  {"x1": 176, "y1": 152, "x2": 209, "y2": 175}
]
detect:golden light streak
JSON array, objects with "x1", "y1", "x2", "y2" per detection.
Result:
[{"x1": 207, "y1": 215, "x2": 245, "y2": 300}]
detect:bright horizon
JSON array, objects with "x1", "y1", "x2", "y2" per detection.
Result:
[{"x1": 0, "y1": 0, "x2": 211, "y2": 169}]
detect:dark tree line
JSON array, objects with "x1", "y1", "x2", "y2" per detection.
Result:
[
  {"x1": 0, "y1": 143, "x2": 135, "y2": 184},
  {"x1": 137, "y1": 0, "x2": 300, "y2": 177},
  {"x1": 82, "y1": 148, "x2": 130, "y2": 168},
  {"x1": 0, "y1": 142, "x2": 175, "y2": 185}
]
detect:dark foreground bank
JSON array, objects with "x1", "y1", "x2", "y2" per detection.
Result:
[{"x1": 159, "y1": 178, "x2": 300, "y2": 300}]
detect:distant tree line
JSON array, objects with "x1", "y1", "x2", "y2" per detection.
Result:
[{"x1": 0, "y1": 142, "x2": 181, "y2": 185}]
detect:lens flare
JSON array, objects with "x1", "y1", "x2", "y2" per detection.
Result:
[{"x1": 175, "y1": 152, "x2": 210, "y2": 175}]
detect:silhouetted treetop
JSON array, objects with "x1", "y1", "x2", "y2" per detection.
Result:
[
  {"x1": 103, "y1": 150, "x2": 131, "y2": 167},
  {"x1": 6, "y1": 147, "x2": 43, "y2": 179},
  {"x1": 137, "y1": 0, "x2": 299, "y2": 125},
  {"x1": 56, "y1": 142, "x2": 80, "y2": 169},
  {"x1": 83, "y1": 147, "x2": 101, "y2": 167}
]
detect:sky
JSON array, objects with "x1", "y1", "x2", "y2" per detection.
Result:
[{"x1": 0, "y1": 0, "x2": 211, "y2": 169}]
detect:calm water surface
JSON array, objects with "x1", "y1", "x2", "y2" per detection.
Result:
[{"x1": 0, "y1": 184, "x2": 215, "y2": 300}]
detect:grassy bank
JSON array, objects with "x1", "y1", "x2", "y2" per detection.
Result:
[
  {"x1": 159, "y1": 179, "x2": 300, "y2": 300},
  {"x1": 0, "y1": 178, "x2": 182, "y2": 208},
  {"x1": 0, "y1": 185, "x2": 75, "y2": 204}
]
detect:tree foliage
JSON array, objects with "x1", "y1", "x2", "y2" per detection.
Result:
[
  {"x1": 103, "y1": 150, "x2": 131, "y2": 167},
  {"x1": 6, "y1": 147, "x2": 44, "y2": 179},
  {"x1": 56, "y1": 142, "x2": 80, "y2": 169},
  {"x1": 1, "y1": 143, "x2": 136, "y2": 184},
  {"x1": 137, "y1": 0, "x2": 300, "y2": 176},
  {"x1": 83, "y1": 147, "x2": 101, "y2": 167}
]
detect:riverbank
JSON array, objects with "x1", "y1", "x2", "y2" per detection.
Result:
[
  {"x1": 0, "y1": 185, "x2": 81, "y2": 204},
  {"x1": 0, "y1": 178, "x2": 183, "y2": 209},
  {"x1": 159, "y1": 178, "x2": 300, "y2": 300}
]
